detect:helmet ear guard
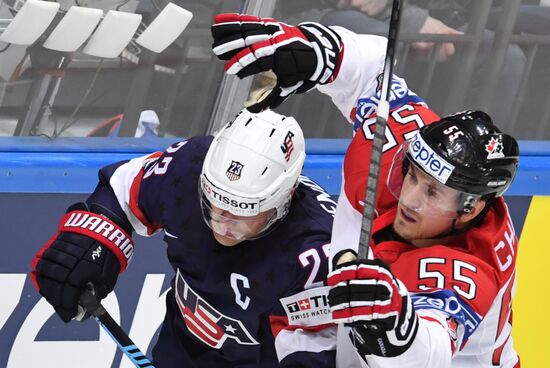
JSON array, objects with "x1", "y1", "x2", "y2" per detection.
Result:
[{"x1": 457, "y1": 194, "x2": 478, "y2": 214}]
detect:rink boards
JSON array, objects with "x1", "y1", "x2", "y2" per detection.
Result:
[{"x1": 0, "y1": 137, "x2": 548, "y2": 367}]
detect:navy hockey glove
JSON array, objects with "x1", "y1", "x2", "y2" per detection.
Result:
[
  {"x1": 328, "y1": 258, "x2": 418, "y2": 358},
  {"x1": 211, "y1": 13, "x2": 342, "y2": 112},
  {"x1": 31, "y1": 203, "x2": 134, "y2": 322}
]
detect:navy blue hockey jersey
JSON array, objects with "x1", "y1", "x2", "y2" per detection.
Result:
[{"x1": 86, "y1": 136, "x2": 337, "y2": 367}]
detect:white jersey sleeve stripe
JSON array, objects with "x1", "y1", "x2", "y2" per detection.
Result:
[
  {"x1": 275, "y1": 326, "x2": 337, "y2": 362},
  {"x1": 108, "y1": 153, "x2": 162, "y2": 236}
]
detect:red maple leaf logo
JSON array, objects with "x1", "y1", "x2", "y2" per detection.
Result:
[
  {"x1": 486, "y1": 138, "x2": 498, "y2": 153},
  {"x1": 485, "y1": 137, "x2": 503, "y2": 158}
]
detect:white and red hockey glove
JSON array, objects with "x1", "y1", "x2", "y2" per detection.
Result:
[
  {"x1": 328, "y1": 257, "x2": 418, "y2": 358},
  {"x1": 211, "y1": 13, "x2": 342, "y2": 112},
  {"x1": 31, "y1": 202, "x2": 134, "y2": 322}
]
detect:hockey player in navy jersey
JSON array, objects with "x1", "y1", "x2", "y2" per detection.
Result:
[
  {"x1": 211, "y1": 14, "x2": 521, "y2": 367},
  {"x1": 31, "y1": 108, "x2": 338, "y2": 367}
]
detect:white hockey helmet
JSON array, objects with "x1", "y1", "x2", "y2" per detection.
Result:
[{"x1": 200, "y1": 108, "x2": 305, "y2": 241}]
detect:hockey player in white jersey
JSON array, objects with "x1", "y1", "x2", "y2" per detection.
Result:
[{"x1": 211, "y1": 13, "x2": 521, "y2": 368}]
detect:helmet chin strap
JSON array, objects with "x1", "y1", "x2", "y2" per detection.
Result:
[
  {"x1": 430, "y1": 217, "x2": 460, "y2": 240},
  {"x1": 410, "y1": 209, "x2": 472, "y2": 242},
  {"x1": 393, "y1": 206, "x2": 470, "y2": 243},
  {"x1": 413, "y1": 196, "x2": 477, "y2": 240}
]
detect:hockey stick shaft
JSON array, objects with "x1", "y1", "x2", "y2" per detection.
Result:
[
  {"x1": 358, "y1": 0, "x2": 403, "y2": 259},
  {"x1": 79, "y1": 289, "x2": 156, "y2": 368}
]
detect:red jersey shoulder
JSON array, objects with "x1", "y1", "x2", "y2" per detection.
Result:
[
  {"x1": 343, "y1": 103, "x2": 440, "y2": 214},
  {"x1": 462, "y1": 198, "x2": 518, "y2": 282}
]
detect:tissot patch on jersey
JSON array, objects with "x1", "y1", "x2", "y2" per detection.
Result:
[
  {"x1": 226, "y1": 160, "x2": 244, "y2": 181},
  {"x1": 485, "y1": 137, "x2": 505, "y2": 159},
  {"x1": 175, "y1": 269, "x2": 259, "y2": 348},
  {"x1": 280, "y1": 286, "x2": 331, "y2": 326},
  {"x1": 280, "y1": 131, "x2": 295, "y2": 162}
]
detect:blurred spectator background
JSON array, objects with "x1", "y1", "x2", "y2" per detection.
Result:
[{"x1": 0, "y1": 0, "x2": 548, "y2": 139}]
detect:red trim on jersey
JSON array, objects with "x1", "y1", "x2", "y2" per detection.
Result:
[
  {"x1": 129, "y1": 153, "x2": 162, "y2": 235},
  {"x1": 419, "y1": 315, "x2": 445, "y2": 328},
  {"x1": 328, "y1": 42, "x2": 344, "y2": 83},
  {"x1": 492, "y1": 335, "x2": 510, "y2": 366},
  {"x1": 492, "y1": 273, "x2": 515, "y2": 365},
  {"x1": 349, "y1": 106, "x2": 357, "y2": 123},
  {"x1": 270, "y1": 315, "x2": 289, "y2": 337},
  {"x1": 269, "y1": 315, "x2": 334, "y2": 338}
]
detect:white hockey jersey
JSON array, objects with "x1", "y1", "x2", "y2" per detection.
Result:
[{"x1": 317, "y1": 27, "x2": 520, "y2": 368}]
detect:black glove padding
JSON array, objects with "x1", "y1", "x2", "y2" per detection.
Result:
[
  {"x1": 328, "y1": 257, "x2": 418, "y2": 358},
  {"x1": 31, "y1": 203, "x2": 134, "y2": 322},
  {"x1": 212, "y1": 13, "x2": 342, "y2": 112},
  {"x1": 349, "y1": 293, "x2": 418, "y2": 359}
]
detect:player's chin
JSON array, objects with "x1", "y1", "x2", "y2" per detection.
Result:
[
  {"x1": 393, "y1": 209, "x2": 421, "y2": 240},
  {"x1": 393, "y1": 220, "x2": 416, "y2": 241},
  {"x1": 213, "y1": 232, "x2": 243, "y2": 247}
]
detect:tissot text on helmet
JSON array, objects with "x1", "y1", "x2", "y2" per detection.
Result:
[
  {"x1": 210, "y1": 189, "x2": 258, "y2": 210},
  {"x1": 202, "y1": 179, "x2": 260, "y2": 214}
]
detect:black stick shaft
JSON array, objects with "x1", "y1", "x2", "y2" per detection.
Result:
[
  {"x1": 80, "y1": 290, "x2": 156, "y2": 368},
  {"x1": 358, "y1": 0, "x2": 403, "y2": 259}
]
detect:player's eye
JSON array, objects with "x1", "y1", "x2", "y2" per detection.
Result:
[
  {"x1": 426, "y1": 185, "x2": 440, "y2": 198},
  {"x1": 407, "y1": 170, "x2": 417, "y2": 184}
]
